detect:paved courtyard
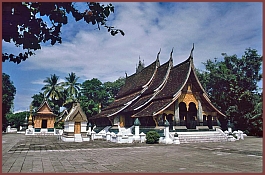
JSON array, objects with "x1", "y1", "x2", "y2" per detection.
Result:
[{"x1": 2, "y1": 133, "x2": 263, "y2": 173}]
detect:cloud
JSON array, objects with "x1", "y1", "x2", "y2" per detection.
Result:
[{"x1": 3, "y1": 2, "x2": 262, "y2": 112}]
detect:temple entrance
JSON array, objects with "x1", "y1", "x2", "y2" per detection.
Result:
[
  {"x1": 179, "y1": 102, "x2": 198, "y2": 129},
  {"x1": 41, "y1": 120, "x2": 47, "y2": 128},
  {"x1": 74, "y1": 122, "x2": 81, "y2": 134},
  {"x1": 188, "y1": 102, "x2": 197, "y2": 129},
  {"x1": 179, "y1": 102, "x2": 187, "y2": 126},
  {"x1": 165, "y1": 114, "x2": 174, "y2": 130},
  {"x1": 119, "y1": 116, "x2": 125, "y2": 127},
  {"x1": 207, "y1": 115, "x2": 213, "y2": 129}
]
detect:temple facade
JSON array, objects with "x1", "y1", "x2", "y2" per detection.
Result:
[
  {"x1": 61, "y1": 102, "x2": 89, "y2": 142},
  {"x1": 90, "y1": 48, "x2": 226, "y2": 130},
  {"x1": 33, "y1": 100, "x2": 57, "y2": 133}
]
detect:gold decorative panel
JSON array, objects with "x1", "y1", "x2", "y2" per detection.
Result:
[{"x1": 178, "y1": 93, "x2": 198, "y2": 109}]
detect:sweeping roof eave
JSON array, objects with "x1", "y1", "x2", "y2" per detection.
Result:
[
  {"x1": 189, "y1": 62, "x2": 226, "y2": 117},
  {"x1": 202, "y1": 93, "x2": 226, "y2": 117},
  {"x1": 132, "y1": 99, "x2": 172, "y2": 118}
]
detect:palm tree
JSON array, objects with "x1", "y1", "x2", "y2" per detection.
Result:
[
  {"x1": 41, "y1": 74, "x2": 63, "y2": 113},
  {"x1": 62, "y1": 72, "x2": 81, "y2": 100}
]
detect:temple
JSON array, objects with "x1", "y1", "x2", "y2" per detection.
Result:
[
  {"x1": 33, "y1": 100, "x2": 57, "y2": 134},
  {"x1": 90, "y1": 46, "x2": 226, "y2": 130}
]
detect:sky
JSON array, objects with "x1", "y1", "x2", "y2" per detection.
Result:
[{"x1": 2, "y1": 2, "x2": 263, "y2": 113}]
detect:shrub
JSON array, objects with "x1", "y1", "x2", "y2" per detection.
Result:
[{"x1": 146, "y1": 131, "x2": 160, "y2": 144}]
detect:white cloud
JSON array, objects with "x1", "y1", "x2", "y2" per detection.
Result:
[{"x1": 3, "y1": 2, "x2": 262, "y2": 111}]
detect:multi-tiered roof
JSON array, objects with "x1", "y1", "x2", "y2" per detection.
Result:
[{"x1": 90, "y1": 48, "x2": 225, "y2": 121}]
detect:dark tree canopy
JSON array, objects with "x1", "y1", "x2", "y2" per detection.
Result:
[
  {"x1": 2, "y1": 73, "x2": 16, "y2": 130},
  {"x1": 196, "y1": 48, "x2": 262, "y2": 135},
  {"x1": 2, "y1": 2, "x2": 124, "y2": 64},
  {"x1": 6, "y1": 111, "x2": 30, "y2": 130}
]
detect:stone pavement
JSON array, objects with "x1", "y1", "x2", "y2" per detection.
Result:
[{"x1": 2, "y1": 133, "x2": 263, "y2": 173}]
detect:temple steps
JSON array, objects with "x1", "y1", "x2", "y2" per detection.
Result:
[
  {"x1": 177, "y1": 131, "x2": 227, "y2": 143},
  {"x1": 74, "y1": 134, "x2": 83, "y2": 142}
]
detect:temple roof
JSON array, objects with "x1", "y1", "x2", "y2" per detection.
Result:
[
  {"x1": 123, "y1": 59, "x2": 172, "y2": 113},
  {"x1": 131, "y1": 57, "x2": 191, "y2": 117},
  {"x1": 115, "y1": 59, "x2": 158, "y2": 98},
  {"x1": 154, "y1": 57, "x2": 191, "y2": 100},
  {"x1": 90, "y1": 91, "x2": 141, "y2": 119},
  {"x1": 64, "y1": 102, "x2": 88, "y2": 122},
  {"x1": 35, "y1": 100, "x2": 57, "y2": 117},
  {"x1": 90, "y1": 48, "x2": 225, "y2": 121}
]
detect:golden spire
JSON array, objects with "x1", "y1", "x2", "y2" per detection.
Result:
[{"x1": 28, "y1": 104, "x2": 33, "y2": 124}]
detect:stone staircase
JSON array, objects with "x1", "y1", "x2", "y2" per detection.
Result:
[
  {"x1": 177, "y1": 131, "x2": 228, "y2": 144},
  {"x1": 74, "y1": 134, "x2": 83, "y2": 142}
]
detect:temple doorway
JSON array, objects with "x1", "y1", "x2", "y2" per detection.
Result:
[
  {"x1": 41, "y1": 120, "x2": 47, "y2": 128},
  {"x1": 74, "y1": 122, "x2": 81, "y2": 134},
  {"x1": 179, "y1": 102, "x2": 187, "y2": 126},
  {"x1": 188, "y1": 102, "x2": 197, "y2": 129},
  {"x1": 207, "y1": 115, "x2": 213, "y2": 129}
]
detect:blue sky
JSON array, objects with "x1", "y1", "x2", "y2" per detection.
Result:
[{"x1": 2, "y1": 2, "x2": 263, "y2": 113}]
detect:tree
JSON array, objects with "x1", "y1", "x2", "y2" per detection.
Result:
[
  {"x1": 6, "y1": 111, "x2": 29, "y2": 130},
  {"x1": 41, "y1": 74, "x2": 63, "y2": 114},
  {"x1": 2, "y1": 2, "x2": 124, "y2": 64},
  {"x1": 103, "y1": 77, "x2": 125, "y2": 103},
  {"x1": 246, "y1": 93, "x2": 263, "y2": 136},
  {"x1": 2, "y1": 73, "x2": 16, "y2": 131},
  {"x1": 196, "y1": 48, "x2": 262, "y2": 135},
  {"x1": 62, "y1": 72, "x2": 81, "y2": 100},
  {"x1": 31, "y1": 92, "x2": 45, "y2": 111},
  {"x1": 79, "y1": 78, "x2": 108, "y2": 118}
]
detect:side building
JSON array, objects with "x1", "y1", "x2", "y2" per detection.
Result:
[
  {"x1": 33, "y1": 100, "x2": 57, "y2": 134},
  {"x1": 90, "y1": 47, "x2": 226, "y2": 130}
]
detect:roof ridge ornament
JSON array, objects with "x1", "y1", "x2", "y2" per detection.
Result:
[
  {"x1": 157, "y1": 48, "x2": 161, "y2": 60},
  {"x1": 170, "y1": 47, "x2": 174, "y2": 60},
  {"x1": 169, "y1": 47, "x2": 174, "y2": 66},
  {"x1": 190, "y1": 43, "x2": 194, "y2": 58},
  {"x1": 156, "y1": 48, "x2": 161, "y2": 67}
]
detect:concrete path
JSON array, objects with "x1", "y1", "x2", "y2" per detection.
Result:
[{"x1": 2, "y1": 133, "x2": 262, "y2": 173}]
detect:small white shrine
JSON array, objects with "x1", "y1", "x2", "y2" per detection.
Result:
[{"x1": 61, "y1": 102, "x2": 89, "y2": 142}]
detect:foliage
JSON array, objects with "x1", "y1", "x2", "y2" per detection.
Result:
[
  {"x1": 245, "y1": 93, "x2": 263, "y2": 136},
  {"x1": 2, "y1": 2, "x2": 124, "y2": 64},
  {"x1": 146, "y1": 131, "x2": 160, "y2": 144},
  {"x1": 62, "y1": 72, "x2": 81, "y2": 100},
  {"x1": 6, "y1": 111, "x2": 29, "y2": 129},
  {"x1": 103, "y1": 77, "x2": 125, "y2": 102},
  {"x1": 31, "y1": 73, "x2": 124, "y2": 120},
  {"x1": 31, "y1": 92, "x2": 45, "y2": 111},
  {"x1": 41, "y1": 74, "x2": 63, "y2": 114},
  {"x1": 196, "y1": 48, "x2": 262, "y2": 135},
  {"x1": 79, "y1": 78, "x2": 109, "y2": 118},
  {"x1": 2, "y1": 73, "x2": 16, "y2": 131},
  {"x1": 61, "y1": 72, "x2": 81, "y2": 108}
]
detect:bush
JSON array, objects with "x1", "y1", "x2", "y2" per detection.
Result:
[{"x1": 146, "y1": 131, "x2": 160, "y2": 144}]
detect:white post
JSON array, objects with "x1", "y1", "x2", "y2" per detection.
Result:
[
  {"x1": 117, "y1": 132, "x2": 122, "y2": 143},
  {"x1": 106, "y1": 131, "x2": 111, "y2": 141},
  {"x1": 164, "y1": 119, "x2": 173, "y2": 144},
  {"x1": 174, "y1": 101, "x2": 180, "y2": 126},
  {"x1": 6, "y1": 125, "x2": 11, "y2": 133},
  {"x1": 197, "y1": 100, "x2": 203, "y2": 125},
  {"x1": 134, "y1": 118, "x2": 141, "y2": 142},
  {"x1": 91, "y1": 130, "x2": 96, "y2": 141},
  {"x1": 139, "y1": 132, "x2": 146, "y2": 143}
]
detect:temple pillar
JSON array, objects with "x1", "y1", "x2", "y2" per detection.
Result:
[
  {"x1": 197, "y1": 100, "x2": 203, "y2": 126},
  {"x1": 174, "y1": 101, "x2": 180, "y2": 126}
]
